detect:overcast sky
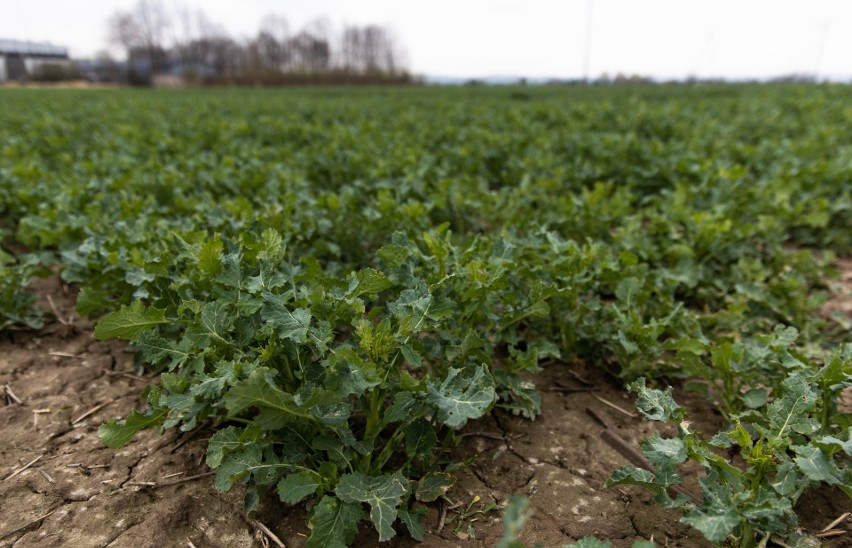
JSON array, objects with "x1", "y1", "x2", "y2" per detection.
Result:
[{"x1": 2, "y1": 0, "x2": 850, "y2": 80}]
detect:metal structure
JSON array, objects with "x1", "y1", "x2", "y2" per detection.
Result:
[{"x1": 0, "y1": 39, "x2": 70, "y2": 82}]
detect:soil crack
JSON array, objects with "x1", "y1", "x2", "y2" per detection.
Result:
[{"x1": 118, "y1": 450, "x2": 149, "y2": 489}]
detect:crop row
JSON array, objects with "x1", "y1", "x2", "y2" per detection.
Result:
[{"x1": 1, "y1": 85, "x2": 850, "y2": 546}]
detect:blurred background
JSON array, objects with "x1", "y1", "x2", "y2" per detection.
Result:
[{"x1": 0, "y1": 0, "x2": 850, "y2": 86}]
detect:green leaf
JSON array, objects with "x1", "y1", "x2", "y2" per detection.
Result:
[
  {"x1": 307, "y1": 495, "x2": 364, "y2": 548},
  {"x1": 399, "y1": 370, "x2": 426, "y2": 392},
  {"x1": 135, "y1": 332, "x2": 191, "y2": 371},
  {"x1": 681, "y1": 476, "x2": 740, "y2": 542},
  {"x1": 75, "y1": 286, "x2": 111, "y2": 316},
  {"x1": 397, "y1": 505, "x2": 426, "y2": 541},
  {"x1": 641, "y1": 433, "x2": 687, "y2": 469},
  {"x1": 278, "y1": 471, "x2": 322, "y2": 504},
  {"x1": 769, "y1": 325, "x2": 799, "y2": 348},
  {"x1": 460, "y1": 331, "x2": 485, "y2": 356},
  {"x1": 615, "y1": 277, "x2": 640, "y2": 306},
  {"x1": 244, "y1": 486, "x2": 260, "y2": 514},
  {"x1": 833, "y1": 414, "x2": 852, "y2": 430},
  {"x1": 604, "y1": 466, "x2": 662, "y2": 495},
  {"x1": 383, "y1": 391, "x2": 425, "y2": 426},
  {"x1": 326, "y1": 349, "x2": 382, "y2": 397},
  {"x1": 390, "y1": 287, "x2": 433, "y2": 337},
  {"x1": 770, "y1": 460, "x2": 799, "y2": 496},
  {"x1": 680, "y1": 506, "x2": 740, "y2": 543},
  {"x1": 161, "y1": 372, "x2": 188, "y2": 394},
  {"x1": 355, "y1": 317, "x2": 395, "y2": 364},
  {"x1": 627, "y1": 378, "x2": 683, "y2": 422},
  {"x1": 814, "y1": 428, "x2": 852, "y2": 456},
  {"x1": 426, "y1": 295, "x2": 455, "y2": 321},
  {"x1": 186, "y1": 301, "x2": 234, "y2": 346},
  {"x1": 124, "y1": 266, "x2": 154, "y2": 286},
  {"x1": 792, "y1": 445, "x2": 842, "y2": 484},
  {"x1": 740, "y1": 487, "x2": 792, "y2": 529},
  {"x1": 351, "y1": 268, "x2": 392, "y2": 298},
  {"x1": 404, "y1": 420, "x2": 437, "y2": 458},
  {"x1": 99, "y1": 408, "x2": 166, "y2": 448},
  {"x1": 224, "y1": 367, "x2": 316, "y2": 422},
  {"x1": 216, "y1": 251, "x2": 244, "y2": 289},
  {"x1": 246, "y1": 261, "x2": 288, "y2": 294},
  {"x1": 206, "y1": 426, "x2": 242, "y2": 468},
  {"x1": 742, "y1": 388, "x2": 769, "y2": 409},
  {"x1": 494, "y1": 369, "x2": 541, "y2": 419},
  {"x1": 414, "y1": 472, "x2": 455, "y2": 502},
  {"x1": 98, "y1": 387, "x2": 167, "y2": 448},
  {"x1": 816, "y1": 349, "x2": 852, "y2": 388},
  {"x1": 94, "y1": 301, "x2": 169, "y2": 340},
  {"x1": 214, "y1": 444, "x2": 263, "y2": 491},
  {"x1": 668, "y1": 336, "x2": 706, "y2": 355},
  {"x1": 261, "y1": 291, "x2": 311, "y2": 343},
  {"x1": 198, "y1": 236, "x2": 224, "y2": 274},
  {"x1": 767, "y1": 374, "x2": 818, "y2": 447},
  {"x1": 336, "y1": 471, "x2": 409, "y2": 542},
  {"x1": 399, "y1": 343, "x2": 422, "y2": 368},
  {"x1": 425, "y1": 365, "x2": 496, "y2": 428},
  {"x1": 496, "y1": 495, "x2": 533, "y2": 548},
  {"x1": 376, "y1": 244, "x2": 409, "y2": 268},
  {"x1": 252, "y1": 228, "x2": 285, "y2": 261}
]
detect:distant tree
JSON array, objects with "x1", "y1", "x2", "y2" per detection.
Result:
[
  {"x1": 288, "y1": 31, "x2": 330, "y2": 72},
  {"x1": 259, "y1": 14, "x2": 291, "y2": 71},
  {"x1": 253, "y1": 31, "x2": 284, "y2": 72},
  {"x1": 108, "y1": 0, "x2": 172, "y2": 73},
  {"x1": 174, "y1": 8, "x2": 223, "y2": 62},
  {"x1": 304, "y1": 17, "x2": 333, "y2": 71},
  {"x1": 103, "y1": 5, "x2": 409, "y2": 85},
  {"x1": 340, "y1": 25, "x2": 363, "y2": 72},
  {"x1": 338, "y1": 24, "x2": 403, "y2": 74},
  {"x1": 93, "y1": 50, "x2": 122, "y2": 82}
]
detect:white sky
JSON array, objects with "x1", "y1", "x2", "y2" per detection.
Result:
[{"x1": 2, "y1": 0, "x2": 851, "y2": 80}]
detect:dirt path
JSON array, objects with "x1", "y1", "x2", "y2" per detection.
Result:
[{"x1": 1, "y1": 273, "x2": 849, "y2": 547}]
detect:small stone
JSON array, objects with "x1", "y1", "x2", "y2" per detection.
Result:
[{"x1": 66, "y1": 487, "x2": 98, "y2": 501}]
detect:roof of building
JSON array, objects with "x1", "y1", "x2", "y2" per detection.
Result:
[{"x1": 0, "y1": 39, "x2": 68, "y2": 58}]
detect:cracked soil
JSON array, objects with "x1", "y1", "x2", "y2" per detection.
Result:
[{"x1": 1, "y1": 270, "x2": 850, "y2": 547}]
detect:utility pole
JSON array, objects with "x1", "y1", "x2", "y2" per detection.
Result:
[
  {"x1": 583, "y1": 0, "x2": 593, "y2": 82},
  {"x1": 814, "y1": 22, "x2": 830, "y2": 81}
]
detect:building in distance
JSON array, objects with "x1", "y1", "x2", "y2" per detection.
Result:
[{"x1": 0, "y1": 39, "x2": 72, "y2": 82}]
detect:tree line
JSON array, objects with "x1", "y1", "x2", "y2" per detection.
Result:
[{"x1": 101, "y1": 0, "x2": 411, "y2": 85}]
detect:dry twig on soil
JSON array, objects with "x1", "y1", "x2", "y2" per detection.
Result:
[
  {"x1": 251, "y1": 519, "x2": 286, "y2": 548},
  {"x1": 592, "y1": 394, "x2": 637, "y2": 418},
  {"x1": 48, "y1": 351, "x2": 83, "y2": 358},
  {"x1": 105, "y1": 370, "x2": 148, "y2": 382},
  {"x1": 46, "y1": 295, "x2": 72, "y2": 325},
  {"x1": 32, "y1": 408, "x2": 50, "y2": 428},
  {"x1": 437, "y1": 500, "x2": 448, "y2": 533},
  {"x1": 0, "y1": 509, "x2": 56, "y2": 539},
  {"x1": 459, "y1": 431, "x2": 505, "y2": 440},
  {"x1": 4, "y1": 384, "x2": 23, "y2": 404},
  {"x1": 816, "y1": 530, "x2": 846, "y2": 539},
  {"x1": 71, "y1": 399, "x2": 117, "y2": 425},
  {"x1": 821, "y1": 512, "x2": 850, "y2": 533},
  {"x1": 127, "y1": 471, "x2": 216, "y2": 489},
  {"x1": 3, "y1": 454, "x2": 43, "y2": 481}
]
